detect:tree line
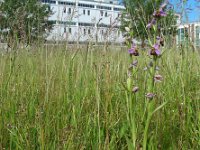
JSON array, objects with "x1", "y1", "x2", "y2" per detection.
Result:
[{"x1": 0, "y1": 0, "x2": 53, "y2": 48}]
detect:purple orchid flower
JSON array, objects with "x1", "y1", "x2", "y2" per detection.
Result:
[
  {"x1": 132, "y1": 86, "x2": 139, "y2": 93},
  {"x1": 153, "y1": 9, "x2": 167, "y2": 18},
  {"x1": 156, "y1": 36, "x2": 161, "y2": 40},
  {"x1": 153, "y1": 1, "x2": 168, "y2": 18},
  {"x1": 128, "y1": 43, "x2": 139, "y2": 56},
  {"x1": 154, "y1": 74, "x2": 163, "y2": 82},
  {"x1": 146, "y1": 93, "x2": 156, "y2": 99},
  {"x1": 146, "y1": 18, "x2": 157, "y2": 29},
  {"x1": 150, "y1": 43, "x2": 161, "y2": 56},
  {"x1": 146, "y1": 1, "x2": 168, "y2": 29}
]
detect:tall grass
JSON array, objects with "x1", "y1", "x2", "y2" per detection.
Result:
[{"x1": 0, "y1": 45, "x2": 199, "y2": 149}]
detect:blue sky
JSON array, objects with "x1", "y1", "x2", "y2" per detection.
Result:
[
  {"x1": 170, "y1": 0, "x2": 200, "y2": 22},
  {"x1": 119, "y1": 0, "x2": 200, "y2": 22}
]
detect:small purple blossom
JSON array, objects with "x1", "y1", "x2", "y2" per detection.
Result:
[
  {"x1": 146, "y1": 1, "x2": 168, "y2": 29},
  {"x1": 153, "y1": 9, "x2": 167, "y2": 18},
  {"x1": 150, "y1": 43, "x2": 161, "y2": 56},
  {"x1": 156, "y1": 36, "x2": 161, "y2": 40},
  {"x1": 128, "y1": 43, "x2": 139, "y2": 56},
  {"x1": 146, "y1": 93, "x2": 156, "y2": 99},
  {"x1": 154, "y1": 74, "x2": 163, "y2": 82},
  {"x1": 146, "y1": 18, "x2": 157, "y2": 29},
  {"x1": 132, "y1": 86, "x2": 139, "y2": 93},
  {"x1": 153, "y1": 1, "x2": 168, "y2": 18}
]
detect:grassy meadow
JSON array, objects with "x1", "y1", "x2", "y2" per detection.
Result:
[{"x1": 0, "y1": 44, "x2": 199, "y2": 149}]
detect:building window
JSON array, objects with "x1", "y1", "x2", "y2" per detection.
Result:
[
  {"x1": 88, "y1": 29, "x2": 91, "y2": 34},
  {"x1": 79, "y1": 22, "x2": 94, "y2": 27},
  {"x1": 105, "y1": 12, "x2": 107, "y2": 17},
  {"x1": 84, "y1": 28, "x2": 86, "y2": 35},
  {"x1": 99, "y1": 23, "x2": 110, "y2": 28},
  {"x1": 100, "y1": 10, "x2": 103, "y2": 17},
  {"x1": 88, "y1": 10, "x2": 90, "y2": 16},
  {"x1": 58, "y1": 21, "x2": 76, "y2": 25},
  {"x1": 178, "y1": 28, "x2": 188, "y2": 43},
  {"x1": 196, "y1": 26, "x2": 200, "y2": 39},
  {"x1": 78, "y1": 3, "x2": 94, "y2": 8},
  {"x1": 69, "y1": 28, "x2": 72, "y2": 34},
  {"x1": 101, "y1": 30, "x2": 104, "y2": 35},
  {"x1": 58, "y1": 1, "x2": 75, "y2": 6},
  {"x1": 68, "y1": 8, "x2": 71, "y2": 14},
  {"x1": 96, "y1": 5, "x2": 111, "y2": 10},
  {"x1": 114, "y1": 7, "x2": 124, "y2": 11},
  {"x1": 83, "y1": 9, "x2": 85, "y2": 15},
  {"x1": 63, "y1": 6, "x2": 66, "y2": 13},
  {"x1": 196, "y1": 26, "x2": 200, "y2": 47},
  {"x1": 41, "y1": 0, "x2": 56, "y2": 4}
]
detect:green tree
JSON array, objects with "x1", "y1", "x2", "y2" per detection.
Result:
[
  {"x1": 0, "y1": 0, "x2": 53, "y2": 48},
  {"x1": 121, "y1": 0, "x2": 177, "y2": 47}
]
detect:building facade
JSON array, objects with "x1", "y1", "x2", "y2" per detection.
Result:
[
  {"x1": 41, "y1": 0, "x2": 125, "y2": 43},
  {"x1": 41, "y1": 0, "x2": 200, "y2": 48},
  {"x1": 177, "y1": 22, "x2": 200, "y2": 48}
]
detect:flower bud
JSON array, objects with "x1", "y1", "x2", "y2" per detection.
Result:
[
  {"x1": 132, "y1": 86, "x2": 139, "y2": 93},
  {"x1": 145, "y1": 93, "x2": 156, "y2": 99}
]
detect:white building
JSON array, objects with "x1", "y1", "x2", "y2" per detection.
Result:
[
  {"x1": 177, "y1": 22, "x2": 200, "y2": 48},
  {"x1": 41, "y1": 0, "x2": 125, "y2": 43}
]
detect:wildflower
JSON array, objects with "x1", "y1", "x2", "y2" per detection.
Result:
[
  {"x1": 146, "y1": 18, "x2": 156, "y2": 29},
  {"x1": 156, "y1": 36, "x2": 161, "y2": 40},
  {"x1": 153, "y1": 9, "x2": 167, "y2": 18},
  {"x1": 128, "y1": 43, "x2": 139, "y2": 56},
  {"x1": 156, "y1": 36, "x2": 164, "y2": 46},
  {"x1": 132, "y1": 86, "x2": 139, "y2": 93},
  {"x1": 153, "y1": 1, "x2": 167, "y2": 18},
  {"x1": 131, "y1": 60, "x2": 138, "y2": 67},
  {"x1": 150, "y1": 43, "x2": 161, "y2": 56},
  {"x1": 154, "y1": 74, "x2": 163, "y2": 82},
  {"x1": 146, "y1": 1, "x2": 168, "y2": 29},
  {"x1": 145, "y1": 93, "x2": 156, "y2": 99},
  {"x1": 128, "y1": 60, "x2": 138, "y2": 76}
]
